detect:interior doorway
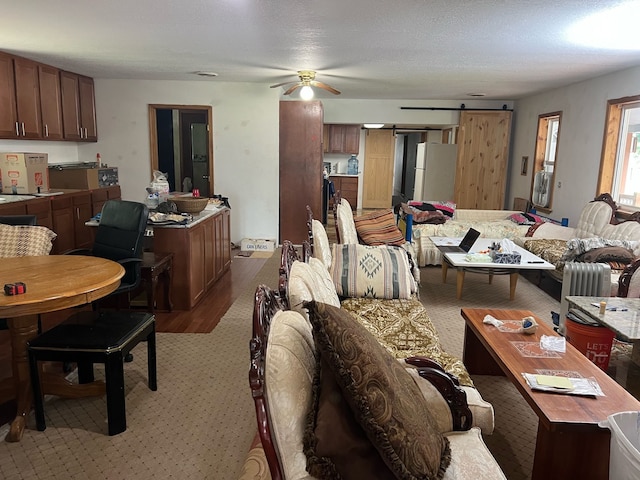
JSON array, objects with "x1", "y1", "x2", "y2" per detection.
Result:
[{"x1": 148, "y1": 105, "x2": 214, "y2": 195}]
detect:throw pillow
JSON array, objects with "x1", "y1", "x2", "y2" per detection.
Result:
[
  {"x1": 305, "y1": 301, "x2": 451, "y2": 480},
  {"x1": 304, "y1": 356, "x2": 396, "y2": 479},
  {"x1": 575, "y1": 246, "x2": 635, "y2": 264},
  {"x1": 289, "y1": 260, "x2": 340, "y2": 318},
  {"x1": 0, "y1": 224, "x2": 57, "y2": 258},
  {"x1": 354, "y1": 209, "x2": 405, "y2": 246},
  {"x1": 330, "y1": 243, "x2": 416, "y2": 299}
]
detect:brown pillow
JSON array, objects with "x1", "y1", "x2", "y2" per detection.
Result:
[
  {"x1": 304, "y1": 356, "x2": 396, "y2": 479},
  {"x1": 305, "y1": 301, "x2": 451, "y2": 480},
  {"x1": 576, "y1": 246, "x2": 634, "y2": 263},
  {"x1": 354, "y1": 210, "x2": 405, "y2": 246}
]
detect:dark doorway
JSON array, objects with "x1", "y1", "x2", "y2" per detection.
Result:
[{"x1": 149, "y1": 105, "x2": 213, "y2": 196}]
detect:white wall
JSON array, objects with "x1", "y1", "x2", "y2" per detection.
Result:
[{"x1": 510, "y1": 65, "x2": 640, "y2": 224}]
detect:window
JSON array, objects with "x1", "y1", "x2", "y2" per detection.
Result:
[
  {"x1": 598, "y1": 96, "x2": 640, "y2": 211},
  {"x1": 530, "y1": 112, "x2": 562, "y2": 211}
]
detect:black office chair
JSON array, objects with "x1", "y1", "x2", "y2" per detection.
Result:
[{"x1": 68, "y1": 200, "x2": 149, "y2": 308}]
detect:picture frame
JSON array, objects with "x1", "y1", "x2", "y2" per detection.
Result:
[{"x1": 521, "y1": 156, "x2": 529, "y2": 176}]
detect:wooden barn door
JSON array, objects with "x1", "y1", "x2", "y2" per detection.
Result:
[
  {"x1": 454, "y1": 110, "x2": 512, "y2": 209},
  {"x1": 362, "y1": 128, "x2": 396, "y2": 209}
]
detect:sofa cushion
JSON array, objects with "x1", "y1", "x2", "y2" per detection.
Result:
[
  {"x1": 311, "y1": 219, "x2": 332, "y2": 269},
  {"x1": 289, "y1": 260, "x2": 340, "y2": 318},
  {"x1": 401, "y1": 203, "x2": 447, "y2": 225},
  {"x1": 442, "y1": 428, "x2": 507, "y2": 480},
  {"x1": 561, "y1": 237, "x2": 639, "y2": 262},
  {"x1": 574, "y1": 200, "x2": 613, "y2": 238},
  {"x1": 336, "y1": 199, "x2": 359, "y2": 244},
  {"x1": 330, "y1": 243, "x2": 416, "y2": 299},
  {"x1": 305, "y1": 301, "x2": 451, "y2": 480},
  {"x1": 0, "y1": 224, "x2": 57, "y2": 257},
  {"x1": 575, "y1": 246, "x2": 635, "y2": 264},
  {"x1": 354, "y1": 209, "x2": 405, "y2": 246},
  {"x1": 265, "y1": 310, "x2": 317, "y2": 480}
]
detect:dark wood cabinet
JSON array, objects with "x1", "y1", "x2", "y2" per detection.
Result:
[
  {"x1": 72, "y1": 192, "x2": 93, "y2": 250},
  {"x1": 329, "y1": 175, "x2": 358, "y2": 210},
  {"x1": 0, "y1": 51, "x2": 96, "y2": 142},
  {"x1": 60, "y1": 71, "x2": 97, "y2": 141},
  {"x1": 91, "y1": 185, "x2": 121, "y2": 216},
  {"x1": 279, "y1": 100, "x2": 324, "y2": 244},
  {"x1": 153, "y1": 208, "x2": 232, "y2": 310},
  {"x1": 50, "y1": 191, "x2": 93, "y2": 253},
  {"x1": 38, "y1": 64, "x2": 64, "y2": 140},
  {"x1": 323, "y1": 124, "x2": 360, "y2": 154},
  {"x1": 26, "y1": 197, "x2": 53, "y2": 230}
]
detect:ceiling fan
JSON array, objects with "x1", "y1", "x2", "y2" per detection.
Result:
[{"x1": 270, "y1": 70, "x2": 341, "y2": 99}]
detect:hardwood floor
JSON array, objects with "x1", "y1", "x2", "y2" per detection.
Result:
[{"x1": 0, "y1": 249, "x2": 268, "y2": 427}]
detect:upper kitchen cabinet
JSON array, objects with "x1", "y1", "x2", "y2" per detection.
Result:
[
  {"x1": 60, "y1": 71, "x2": 97, "y2": 141},
  {"x1": 323, "y1": 124, "x2": 360, "y2": 154},
  {"x1": 38, "y1": 65, "x2": 64, "y2": 140},
  {"x1": 0, "y1": 53, "x2": 42, "y2": 139}
]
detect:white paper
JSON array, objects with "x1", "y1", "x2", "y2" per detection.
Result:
[
  {"x1": 540, "y1": 335, "x2": 566, "y2": 353},
  {"x1": 522, "y1": 373, "x2": 604, "y2": 396}
]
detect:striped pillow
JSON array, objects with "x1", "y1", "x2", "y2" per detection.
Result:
[
  {"x1": 354, "y1": 210, "x2": 405, "y2": 246},
  {"x1": 330, "y1": 244, "x2": 416, "y2": 299}
]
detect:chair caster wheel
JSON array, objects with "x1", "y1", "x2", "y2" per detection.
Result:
[{"x1": 124, "y1": 353, "x2": 134, "y2": 363}]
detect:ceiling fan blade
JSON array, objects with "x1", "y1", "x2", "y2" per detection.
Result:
[
  {"x1": 311, "y1": 81, "x2": 341, "y2": 95},
  {"x1": 270, "y1": 80, "x2": 297, "y2": 88},
  {"x1": 283, "y1": 84, "x2": 301, "y2": 96}
]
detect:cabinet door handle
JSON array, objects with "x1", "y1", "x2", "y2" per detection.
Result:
[
  {"x1": 44, "y1": 124, "x2": 49, "y2": 137},
  {"x1": 84, "y1": 127, "x2": 88, "y2": 138},
  {"x1": 21, "y1": 123, "x2": 25, "y2": 136},
  {"x1": 15, "y1": 122, "x2": 19, "y2": 136},
  {"x1": 79, "y1": 127, "x2": 83, "y2": 138}
]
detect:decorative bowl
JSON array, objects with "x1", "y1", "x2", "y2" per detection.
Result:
[{"x1": 170, "y1": 196, "x2": 209, "y2": 214}]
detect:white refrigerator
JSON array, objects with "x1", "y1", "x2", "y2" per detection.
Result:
[{"x1": 413, "y1": 143, "x2": 457, "y2": 201}]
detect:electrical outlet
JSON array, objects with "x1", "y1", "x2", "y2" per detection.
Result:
[{"x1": 557, "y1": 181, "x2": 562, "y2": 188}]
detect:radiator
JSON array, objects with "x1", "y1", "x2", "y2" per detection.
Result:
[{"x1": 559, "y1": 262, "x2": 611, "y2": 335}]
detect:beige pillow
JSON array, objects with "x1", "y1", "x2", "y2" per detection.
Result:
[
  {"x1": 311, "y1": 219, "x2": 332, "y2": 269},
  {"x1": 330, "y1": 243, "x2": 416, "y2": 299},
  {"x1": 336, "y1": 201, "x2": 358, "y2": 244},
  {"x1": 0, "y1": 224, "x2": 57, "y2": 257},
  {"x1": 308, "y1": 257, "x2": 340, "y2": 306}
]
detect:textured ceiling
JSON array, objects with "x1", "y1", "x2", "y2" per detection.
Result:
[{"x1": 3, "y1": 0, "x2": 640, "y2": 100}]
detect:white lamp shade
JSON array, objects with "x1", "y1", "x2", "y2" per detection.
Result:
[{"x1": 300, "y1": 85, "x2": 314, "y2": 100}]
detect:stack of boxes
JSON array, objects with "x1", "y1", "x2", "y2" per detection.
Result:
[{"x1": 0, "y1": 153, "x2": 49, "y2": 194}]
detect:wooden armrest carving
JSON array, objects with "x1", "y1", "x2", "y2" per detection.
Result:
[
  {"x1": 405, "y1": 356, "x2": 446, "y2": 373},
  {"x1": 415, "y1": 367, "x2": 473, "y2": 431}
]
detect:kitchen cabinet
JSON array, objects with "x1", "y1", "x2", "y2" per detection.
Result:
[
  {"x1": 280, "y1": 101, "x2": 324, "y2": 244},
  {"x1": 329, "y1": 175, "x2": 358, "y2": 210},
  {"x1": 90, "y1": 185, "x2": 121, "y2": 216},
  {"x1": 153, "y1": 208, "x2": 231, "y2": 310},
  {"x1": 50, "y1": 191, "x2": 93, "y2": 254},
  {"x1": 38, "y1": 64, "x2": 64, "y2": 140},
  {"x1": 26, "y1": 197, "x2": 53, "y2": 230},
  {"x1": 61, "y1": 71, "x2": 98, "y2": 141},
  {"x1": 0, "y1": 53, "x2": 41, "y2": 139},
  {"x1": 323, "y1": 124, "x2": 360, "y2": 154}
]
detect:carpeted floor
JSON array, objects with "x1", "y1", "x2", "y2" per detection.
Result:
[{"x1": 0, "y1": 253, "x2": 627, "y2": 479}]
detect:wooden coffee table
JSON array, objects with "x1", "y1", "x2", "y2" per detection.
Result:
[{"x1": 461, "y1": 307, "x2": 640, "y2": 480}]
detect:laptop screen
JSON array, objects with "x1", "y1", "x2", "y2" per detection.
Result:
[{"x1": 459, "y1": 228, "x2": 481, "y2": 252}]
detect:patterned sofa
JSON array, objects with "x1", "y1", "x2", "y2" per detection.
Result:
[{"x1": 242, "y1": 257, "x2": 505, "y2": 480}]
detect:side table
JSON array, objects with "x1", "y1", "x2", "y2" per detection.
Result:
[{"x1": 141, "y1": 252, "x2": 174, "y2": 313}]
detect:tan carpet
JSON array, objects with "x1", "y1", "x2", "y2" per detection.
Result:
[
  {"x1": 0, "y1": 251, "x2": 282, "y2": 480},
  {"x1": 420, "y1": 265, "x2": 562, "y2": 480}
]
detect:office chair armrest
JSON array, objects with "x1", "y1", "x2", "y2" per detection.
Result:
[
  {"x1": 116, "y1": 258, "x2": 143, "y2": 267},
  {"x1": 65, "y1": 248, "x2": 93, "y2": 256}
]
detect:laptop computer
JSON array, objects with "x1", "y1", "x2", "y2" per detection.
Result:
[{"x1": 438, "y1": 228, "x2": 481, "y2": 253}]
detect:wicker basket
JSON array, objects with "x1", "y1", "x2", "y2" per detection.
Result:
[{"x1": 170, "y1": 196, "x2": 209, "y2": 214}]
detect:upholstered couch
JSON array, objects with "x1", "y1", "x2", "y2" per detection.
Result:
[{"x1": 243, "y1": 281, "x2": 506, "y2": 480}]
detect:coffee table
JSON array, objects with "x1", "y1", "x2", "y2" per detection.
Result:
[
  {"x1": 432, "y1": 237, "x2": 554, "y2": 300},
  {"x1": 461, "y1": 307, "x2": 640, "y2": 480}
]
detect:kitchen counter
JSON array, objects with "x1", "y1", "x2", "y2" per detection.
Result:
[{"x1": 149, "y1": 206, "x2": 227, "y2": 229}]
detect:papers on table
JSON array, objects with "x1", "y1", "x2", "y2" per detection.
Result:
[
  {"x1": 522, "y1": 373, "x2": 604, "y2": 396},
  {"x1": 430, "y1": 237, "x2": 462, "y2": 246},
  {"x1": 540, "y1": 335, "x2": 566, "y2": 353}
]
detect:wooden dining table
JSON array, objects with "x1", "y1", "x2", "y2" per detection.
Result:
[{"x1": 0, "y1": 255, "x2": 124, "y2": 442}]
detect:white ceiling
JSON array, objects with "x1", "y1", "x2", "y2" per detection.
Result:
[{"x1": 4, "y1": 0, "x2": 640, "y2": 101}]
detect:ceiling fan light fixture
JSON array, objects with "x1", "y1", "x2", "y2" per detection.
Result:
[
  {"x1": 300, "y1": 85, "x2": 314, "y2": 101},
  {"x1": 363, "y1": 123, "x2": 385, "y2": 129}
]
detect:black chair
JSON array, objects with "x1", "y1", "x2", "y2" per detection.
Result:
[
  {"x1": 0, "y1": 215, "x2": 37, "y2": 226},
  {"x1": 68, "y1": 200, "x2": 149, "y2": 308},
  {"x1": 28, "y1": 311, "x2": 157, "y2": 436}
]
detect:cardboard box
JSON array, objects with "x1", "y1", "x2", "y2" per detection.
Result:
[
  {"x1": 0, "y1": 153, "x2": 49, "y2": 194},
  {"x1": 241, "y1": 238, "x2": 276, "y2": 252},
  {"x1": 49, "y1": 167, "x2": 119, "y2": 189}
]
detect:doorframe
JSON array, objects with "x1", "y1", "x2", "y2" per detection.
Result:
[{"x1": 148, "y1": 104, "x2": 214, "y2": 192}]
